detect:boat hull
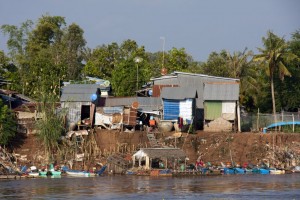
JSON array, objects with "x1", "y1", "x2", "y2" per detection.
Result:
[
  {"x1": 66, "y1": 171, "x2": 91, "y2": 177},
  {"x1": 270, "y1": 169, "x2": 285, "y2": 174}
]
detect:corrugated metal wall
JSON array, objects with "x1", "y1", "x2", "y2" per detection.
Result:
[
  {"x1": 62, "y1": 101, "x2": 91, "y2": 128},
  {"x1": 204, "y1": 101, "x2": 236, "y2": 121},
  {"x1": 163, "y1": 99, "x2": 180, "y2": 120},
  {"x1": 177, "y1": 73, "x2": 239, "y2": 108},
  {"x1": 163, "y1": 99, "x2": 193, "y2": 122},
  {"x1": 204, "y1": 101, "x2": 222, "y2": 120}
]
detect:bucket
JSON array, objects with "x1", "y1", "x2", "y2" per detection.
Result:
[{"x1": 263, "y1": 128, "x2": 267, "y2": 133}]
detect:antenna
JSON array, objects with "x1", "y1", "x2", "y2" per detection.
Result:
[{"x1": 160, "y1": 37, "x2": 165, "y2": 69}]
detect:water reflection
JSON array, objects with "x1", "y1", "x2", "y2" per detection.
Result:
[{"x1": 0, "y1": 174, "x2": 299, "y2": 199}]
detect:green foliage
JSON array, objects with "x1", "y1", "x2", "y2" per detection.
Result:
[
  {"x1": 35, "y1": 95, "x2": 66, "y2": 161},
  {"x1": 166, "y1": 47, "x2": 191, "y2": 73},
  {"x1": 2, "y1": 14, "x2": 300, "y2": 112},
  {"x1": 61, "y1": 23, "x2": 86, "y2": 80},
  {"x1": 111, "y1": 60, "x2": 137, "y2": 96},
  {"x1": 254, "y1": 31, "x2": 299, "y2": 114},
  {"x1": 1, "y1": 20, "x2": 33, "y2": 60},
  {"x1": 201, "y1": 50, "x2": 230, "y2": 77},
  {"x1": 1, "y1": 15, "x2": 86, "y2": 99},
  {"x1": 0, "y1": 99, "x2": 17, "y2": 146},
  {"x1": 83, "y1": 43, "x2": 119, "y2": 79},
  {"x1": 275, "y1": 30, "x2": 300, "y2": 111}
]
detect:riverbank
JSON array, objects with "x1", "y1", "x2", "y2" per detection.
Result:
[{"x1": 9, "y1": 129, "x2": 300, "y2": 172}]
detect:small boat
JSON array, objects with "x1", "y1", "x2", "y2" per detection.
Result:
[
  {"x1": 292, "y1": 166, "x2": 300, "y2": 173},
  {"x1": 27, "y1": 166, "x2": 40, "y2": 177},
  {"x1": 221, "y1": 167, "x2": 235, "y2": 175},
  {"x1": 39, "y1": 171, "x2": 48, "y2": 176},
  {"x1": 269, "y1": 168, "x2": 285, "y2": 174},
  {"x1": 50, "y1": 170, "x2": 62, "y2": 176},
  {"x1": 252, "y1": 168, "x2": 270, "y2": 174},
  {"x1": 66, "y1": 165, "x2": 107, "y2": 177},
  {"x1": 28, "y1": 172, "x2": 40, "y2": 177},
  {"x1": 244, "y1": 168, "x2": 253, "y2": 174},
  {"x1": 66, "y1": 170, "x2": 91, "y2": 177},
  {"x1": 234, "y1": 167, "x2": 245, "y2": 174}
]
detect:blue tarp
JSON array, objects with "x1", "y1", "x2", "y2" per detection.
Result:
[{"x1": 266, "y1": 121, "x2": 300, "y2": 129}]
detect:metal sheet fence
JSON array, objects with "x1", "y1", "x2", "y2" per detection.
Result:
[{"x1": 241, "y1": 111, "x2": 300, "y2": 132}]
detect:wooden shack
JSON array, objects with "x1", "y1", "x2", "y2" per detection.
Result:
[{"x1": 132, "y1": 148, "x2": 186, "y2": 170}]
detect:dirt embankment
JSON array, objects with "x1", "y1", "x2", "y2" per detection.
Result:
[{"x1": 11, "y1": 129, "x2": 300, "y2": 169}]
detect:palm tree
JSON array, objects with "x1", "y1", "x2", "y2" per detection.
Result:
[
  {"x1": 226, "y1": 48, "x2": 253, "y2": 79},
  {"x1": 253, "y1": 31, "x2": 298, "y2": 122}
]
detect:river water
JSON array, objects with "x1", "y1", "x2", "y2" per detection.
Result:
[{"x1": 0, "y1": 173, "x2": 299, "y2": 199}]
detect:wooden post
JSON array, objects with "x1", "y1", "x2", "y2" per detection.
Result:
[
  {"x1": 237, "y1": 101, "x2": 241, "y2": 132},
  {"x1": 293, "y1": 114, "x2": 295, "y2": 133},
  {"x1": 257, "y1": 108, "x2": 259, "y2": 132}
]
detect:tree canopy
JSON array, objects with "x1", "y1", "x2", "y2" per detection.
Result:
[
  {"x1": 1, "y1": 15, "x2": 300, "y2": 113},
  {"x1": 254, "y1": 31, "x2": 299, "y2": 115}
]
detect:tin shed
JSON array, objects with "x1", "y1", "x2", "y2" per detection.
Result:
[
  {"x1": 203, "y1": 82, "x2": 240, "y2": 132},
  {"x1": 151, "y1": 71, "x2": 240, "y2": 130},
  {"x1": 133, "y1": 148, "x2": 186, "y2": 170},
  {"x1": 60, "y1": 84, "x2": 101, "y2": 129},
  {"x1": 161, "y1": 87, "x2": 197, "y2": 125}
]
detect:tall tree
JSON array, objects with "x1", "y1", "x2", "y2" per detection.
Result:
[
  {"x1": 0, "y1": 99, "x2": 17, "y2": 146},
  {"x1": 83, "y1": 43, "x2": 119, "y2": 79},
  {"x1": 201, "y1": 50, "x2": 230, "y2": 77},
  {"x1": 1, "y1": 20, "x2": 33, "y2": 61},
  {"x1": 275, "y1": 30, "x2": 300, "y2": 111},
  {"x1": 166, "y1": 47, "x2": 191, "y2": 73},
  {"x1": 111, "y1": 40, "x2": 148, "y2": 96},
  {"x1": 254, "y1": 31, "x2": 299, "y2": 120},
  {"x1": 61, "y1": 23, "x2": 86, "y2": 80},
  {"x1": 226, "y1": 48, "x2": 253, "y2": 79},
  {"x1": 0, "y1": 51, "x2": 19, "y2": 91},
  {"x1": 1, "y1": 21, "x2": 33, "y2": 93}
]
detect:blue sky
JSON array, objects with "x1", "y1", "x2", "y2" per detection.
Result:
[{"x1": 0, "y1": 0, "x2": 299, "y2": 61}]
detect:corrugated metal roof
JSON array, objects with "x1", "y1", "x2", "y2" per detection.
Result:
[
  {"x1": 60, "y1": 84, "x2": 101, "y2": 102},
  {"x1": 138, "y1": 97, "x2": 162, "y2": 111},
  {"x1": 104, "y1": 97, "x2": 137, "y2": 107},
  {"x1": 104, "y1": 97, "x2": 162, "y2": 111},
  {"x1": 203, "y1": 82, "x2": 240, "y2": 100},
  {"x1": 173, "y1": 71, "x2": 240, "y2": 81},
  {"x1": 150, "y1": 76, "x2": 179, "y2": 85},
  {"x1": 152, "y1": 72, "x2": 240, "y2": 108},
  {"x1": 135, "y1": 148, "x2": 186, "y2": 158},
  {"x1": 161, "y1": 87, "x2": 197, "y2": 100}
]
